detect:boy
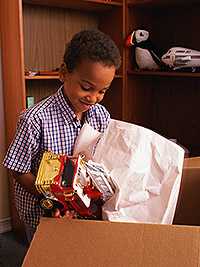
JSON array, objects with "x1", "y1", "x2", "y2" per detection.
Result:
[{"x1": 3, "y1": 29, "x2": 121, "y2": 243}]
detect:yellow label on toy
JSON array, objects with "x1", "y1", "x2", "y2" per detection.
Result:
[{"x1": 35, "y1": 151, "x2": 61, "y2": 194}]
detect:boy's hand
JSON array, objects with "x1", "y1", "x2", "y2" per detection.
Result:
[
  {"x1": 52, "y1": 208, "x2": 77, "y2": 219},
  {"x1": 12, "y1": 171, "x2": 41, "y2": 196}
]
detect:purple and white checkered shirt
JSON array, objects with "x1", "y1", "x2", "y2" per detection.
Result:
[{"x1": 3, "y1": 86, "x2": 110, "y2": 228}]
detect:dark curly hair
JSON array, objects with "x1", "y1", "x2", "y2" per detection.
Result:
[{"x1": 63, "y1": 29, "x2": 121, "y2": 72}]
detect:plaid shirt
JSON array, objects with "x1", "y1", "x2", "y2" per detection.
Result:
[{"x1": 3, "y1": 86, "x2": 110, "y2": 228}]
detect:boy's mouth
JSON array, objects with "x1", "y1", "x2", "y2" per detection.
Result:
[{"x1": 79, "y1": 100, "x2": 94, "y2": 107}]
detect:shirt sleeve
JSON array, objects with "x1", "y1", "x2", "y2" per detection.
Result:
[{"x1": 3, "y1": 112, "x2": 41, "y2": 173}]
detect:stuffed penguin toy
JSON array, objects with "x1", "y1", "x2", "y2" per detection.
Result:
[{"x1": 126, "y1": 29, "x2": 162, "y2": 70}]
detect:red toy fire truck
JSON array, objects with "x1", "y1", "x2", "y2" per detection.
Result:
[{"x1": 35, "y1": 151, "x2": 115, "y2": 219}]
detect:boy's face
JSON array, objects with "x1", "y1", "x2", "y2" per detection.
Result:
[{"x1": 63, "y1": 59, "x2": 116, "y2": 118}]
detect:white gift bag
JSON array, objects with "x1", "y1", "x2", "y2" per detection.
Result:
[{"x1": 73, "y1": 119, "x2": 184, "y2": 224}]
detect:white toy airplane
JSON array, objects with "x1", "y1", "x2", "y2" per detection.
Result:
[{"x1": 162, "y1": 47, "x2": 200, "y2": 71}]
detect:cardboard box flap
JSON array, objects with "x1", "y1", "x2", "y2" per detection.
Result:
[
  {"x1": 23, "y1": 218, "x2": 200, "y2": 267},
  {"x1": 173, "y1": 157, "x2": 200, "y2": 225},
  {"x1": 184, "y1": 157, "x2": 200, "y2": 168}
]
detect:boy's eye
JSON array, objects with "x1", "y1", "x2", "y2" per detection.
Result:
[
  {"x1": 100, "y1": 87, "x2": 109, "y2": 94},
  {"x1": 80, "y1": 85, "x2": 91, "y2": 91},
  {"x1": 99, "y1": 90, "x2": 107, "y2": 95},
  {"x1": 80, "y1": 83, "x2": 108, "y2": 94}
]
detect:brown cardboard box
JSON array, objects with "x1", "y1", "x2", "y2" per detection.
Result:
[
  {"x1": 22, "y1": 219, "x2": 200, "y2": 267},
  {"x1": 22, "y1": 157, "x2": 200, "y2": 267},
  {"x1": 173, "y1": 157, "x2": 200, "y2": 225}
]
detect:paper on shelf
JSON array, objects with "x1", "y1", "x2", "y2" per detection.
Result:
[{"x1": 73, "y1": 119, "x2": 184, "y2": 224}]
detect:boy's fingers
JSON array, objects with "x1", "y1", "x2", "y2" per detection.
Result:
[
  {"x1": 65, "y1": 210, "x2": 77, "y2": 219},
  {"x1": 52, "y1": 208, "x2": 61, "y2": 218},
  {"x1": 65, "y1": 210, "x2": 74, "y2": 219},
  {"x1": 52, "y1": 209, "x2": 77, "y2": 219}
]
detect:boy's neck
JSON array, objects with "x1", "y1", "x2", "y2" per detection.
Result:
[{"x1": 76, "y1": 112, "x2": 83, "y2": 121}]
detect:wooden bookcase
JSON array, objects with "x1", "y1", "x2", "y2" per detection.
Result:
[
  {"x1": 1, "y1": 0, "x2": 125, "y2": 234},
  {"x1": 1, "y1": 0, "x2": 200, "y2": 233},
  {"x1": 1, "y1": 0, "x2": 125, "y2": 148}
]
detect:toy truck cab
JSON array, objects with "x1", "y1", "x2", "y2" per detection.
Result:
[{"x1": 35, "y1": 152, "x2": 103, "y2": 219}]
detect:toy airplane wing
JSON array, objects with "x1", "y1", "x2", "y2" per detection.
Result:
[{"x1": 175, "y1": 56, "x2": 191, "y2": 65}]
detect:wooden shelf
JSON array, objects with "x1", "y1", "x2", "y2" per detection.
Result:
[
  {"x1": 23, "y1": 0, "x2": 122, "y2": 11},
  {"x1": 128, "y1": 70, "x2": 200, "y2": 78},
  {"x1": 25, "y1": 75, "x2": 59, "y2": 80},
  {"x1": 83, "y1": 0, "x2": 122, "y2": 6},
  {"x1": 25, "y1": 74, "x2": 123, "y2": 80},
  {"x1": 115, "y1": 74, "x2": 123, "y2": 79},
  {"x1": 127, "y1": 0, "x2": 200, "y2": 7}
]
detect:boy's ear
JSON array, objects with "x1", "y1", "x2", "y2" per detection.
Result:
[{"x1": 59, "y1": 62, "x2": 68, "y2": 82}]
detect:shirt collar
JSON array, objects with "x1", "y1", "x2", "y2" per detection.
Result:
[{"x1": 55, "y1": 86, "x2": 95, "y2": 124}]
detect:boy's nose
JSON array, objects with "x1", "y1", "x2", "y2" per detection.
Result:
[{"x1": 86, "y1": 93, "x2": 100, "y2": 104}]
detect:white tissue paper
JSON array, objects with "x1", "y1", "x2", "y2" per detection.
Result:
[{"x1": 73, "y1": 119, "x2": 184, "y2": 224}]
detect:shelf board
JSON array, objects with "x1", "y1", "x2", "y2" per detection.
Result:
[
  {"x1": 84, "y1": 0, "x2": 122, "y2": 6},
  {"x1": 115, "y1": 74, "x2": 123, "y2": 79},
  {"x1": 127, "y1": 0, "x2": 200, "y2": 7},
  {"x1": 25, "y1": 74, "x2": 123, "y2": 80},
  {"x1": 128, "y1": 70, "x2": 200, "y2": 78},
  {"x1": 23, "y1": 0, "x2": 122, "y2": 11},
  {"x1": 25, "y1": 75, "x2": 60, "y2": 80}
]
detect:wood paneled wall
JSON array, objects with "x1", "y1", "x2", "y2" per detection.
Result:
[{"x1": 23, "y1": 4, "x2": 98, "y2": 71}]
